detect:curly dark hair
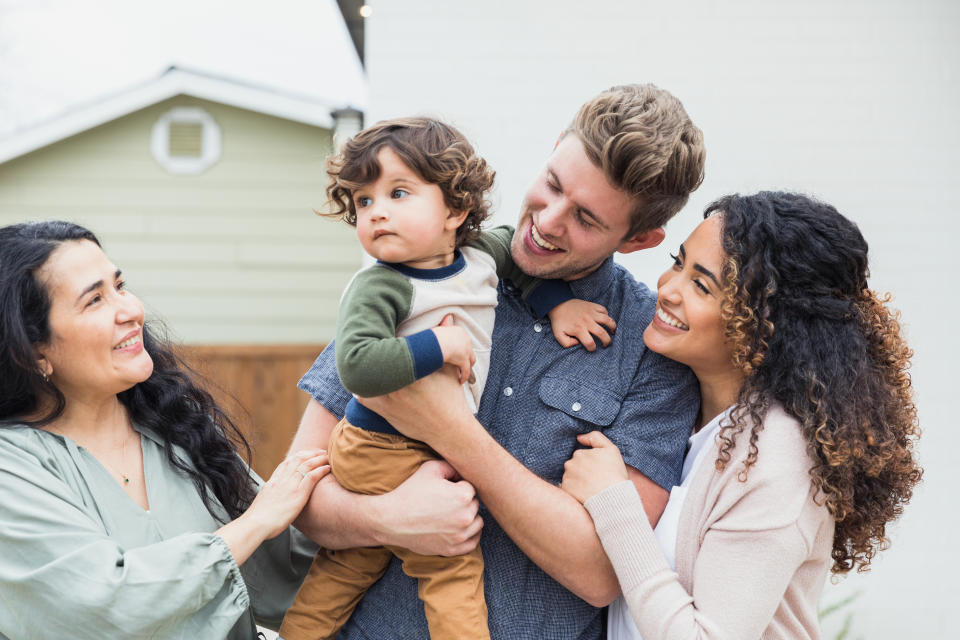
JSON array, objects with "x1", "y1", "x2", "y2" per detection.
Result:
[
  {"x1": 0, "y1": 221, "x2": 256, "y2": 522},
  {"x1": 323, "y1": 116, "x2": 495, "y2": 247},
  {"x1": 705, "y1": 192, "x2": 922, "y2": 574}
]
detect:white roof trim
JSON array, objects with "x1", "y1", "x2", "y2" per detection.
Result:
[{"x1": 0, "y1": 68, "x2": 352, "y2": 165}]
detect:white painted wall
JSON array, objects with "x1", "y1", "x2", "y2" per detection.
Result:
[{"x1": 363, "y1": 0, "x2": 959, "y2": 636}]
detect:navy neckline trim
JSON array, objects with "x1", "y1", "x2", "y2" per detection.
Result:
[{"x1": 378, "y1": 250, "x2": 465, "y2": 280}]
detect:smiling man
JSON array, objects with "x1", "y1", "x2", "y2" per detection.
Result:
[{"x1": 290, "y1": 84, "x2": 706, "y2": 640}]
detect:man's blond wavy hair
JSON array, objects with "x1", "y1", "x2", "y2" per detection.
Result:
[{"x1": 566, "y1": 84, "x2": 706, "y2": 236}]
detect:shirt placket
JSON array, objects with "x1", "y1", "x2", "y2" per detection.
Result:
[{"x1": 484, "y1": 293, "x2": 554, "y2": 460}]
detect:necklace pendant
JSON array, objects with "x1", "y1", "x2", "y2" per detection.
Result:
[{"x1": 123, "y1": 476, "x2": 130, "y2": 484}]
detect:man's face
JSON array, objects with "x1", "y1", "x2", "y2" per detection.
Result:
[{"x1": 510, "y1": 134, "x2": 641, "y2": 281}]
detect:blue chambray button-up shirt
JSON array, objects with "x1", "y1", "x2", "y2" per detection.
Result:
[{"x1": 298, "y1": 257, "x2": 699, "y2": 640}]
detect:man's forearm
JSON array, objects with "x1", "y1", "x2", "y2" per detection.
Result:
[
  {"x1": 288, "y1": 399, "x2": 384, "y2": 548},
  {"x1": 432, "y1": 420, "x2": 623, "y2": 606},
  {"x1": 293, "y1": 474, "x2": 386, "y2": 549},
  {"x1": 290, "y1": 397, "x2": 484, "y2": 555},
  {"x1": 294, "y1": 459, "x2": 484, "y2": 555}
]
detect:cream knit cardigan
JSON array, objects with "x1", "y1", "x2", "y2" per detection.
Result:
[{"x1": 584, "y1": 404, "x2": 834, "y2": 640}]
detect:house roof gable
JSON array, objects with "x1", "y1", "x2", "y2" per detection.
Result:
[{"x1": 0, "y1": 67, "x2": 354, "y2": 165}]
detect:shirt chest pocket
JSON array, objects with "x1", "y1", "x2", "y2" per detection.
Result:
[
  {"x1": 521, "y1": 376, "x2": 625, "y2": 479},
  {"x1": 537, "y1": 375, "x2": 623, "y2": 429}
]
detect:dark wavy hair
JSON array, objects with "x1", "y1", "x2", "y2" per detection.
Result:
[
  {"x1": 323, "y1": 116, "x2": 495, "y2": 247},
  {"x1": 0, "y1": 221, "x2": 255, "y2": 521},
  {"x1": 706, "y1": 192, "x2": 922, "y2": 574}
]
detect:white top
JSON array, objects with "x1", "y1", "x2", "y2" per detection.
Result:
[{"x1": 607, "y1": 407, "x2": 732, "y2": 640}]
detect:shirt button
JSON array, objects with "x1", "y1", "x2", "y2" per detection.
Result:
[
  {"x1": 503, "y1": 387, "x2": 513, "y2": 397},
  {"x1": 572, "y1": 402, "x2": 582, "y2": 412},
  {"x1": 533, "y1": 322, "x2": 543, "y2": 333}
]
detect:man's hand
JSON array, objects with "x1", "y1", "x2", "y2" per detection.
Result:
[
  {"x1": 291, "y1": 399, "x2": 483, "y2": 555},
  {"x1": 357, "y1": 364, "x2": 472, "y2": 445},
  {"x1": 547, "y1": 300, "x2": 616, "y2": 351},
  {"x1": 370, "y1": 459, "x2": 483, "y2": 556}
]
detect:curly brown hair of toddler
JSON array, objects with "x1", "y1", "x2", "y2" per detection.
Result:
[
  {"x1": 321, "y1": 117, "x2": 495, "y2": 247},
  {"x1": 707, "y1": 191, "x2": 922, "y2": 575}
]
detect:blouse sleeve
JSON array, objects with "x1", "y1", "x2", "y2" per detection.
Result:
[
  {"x1": 240, "y1": 526, "x2": 317, "y2": 629},
  {"x1": 0, "y1": 439, "x2": 251, "y2": 639},
  {"x1": 585, "y1": 480, "x2": 815, "y2": 640}
]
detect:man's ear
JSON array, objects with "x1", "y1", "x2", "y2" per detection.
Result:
[
  {"x1": 444, "y1": 209, "x2": 470, "y2": 232},
  {"x1": 617, "y1": 227, "x2": 666, "y2": 254}
]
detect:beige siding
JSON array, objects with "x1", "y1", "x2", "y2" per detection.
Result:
[{"x1": 0, "y1": 95, "x2": 360, "y2": 343}]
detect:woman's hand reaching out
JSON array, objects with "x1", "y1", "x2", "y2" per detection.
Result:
[
  {"x1": 246, "y1": 449, "x2": 330, "y2": 539},
  {"x1": 561, "y1": 431, "x2": 630, "y2": 504},
  {"x1": 217, "y1": 449, "x2": 329, "y2": 564}
]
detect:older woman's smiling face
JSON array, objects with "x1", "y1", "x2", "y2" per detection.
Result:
[{"x1": 35, "y1": 240, "x2": 153, "y2": 402}]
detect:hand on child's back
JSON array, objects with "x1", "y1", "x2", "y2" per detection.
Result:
[
  {"x1": 432, "y1": 315, "x2": 476, "y2": 384},
  {"x1": 547, "y1": 300, "x2": 617, "y2": 352}
]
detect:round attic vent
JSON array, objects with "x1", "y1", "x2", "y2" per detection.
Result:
[{"x1": 150, "y1": 107, "x2": 221, "y2": 174}]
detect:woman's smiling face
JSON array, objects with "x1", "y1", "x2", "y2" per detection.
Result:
[
  {"x1": 35, "y1": 239, "x2": 154, "y2": 403},
  {"x1": 643, "y1": 215, "x2": 736, "y2": 378}
]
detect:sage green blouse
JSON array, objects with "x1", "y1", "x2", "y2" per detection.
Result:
[{"x1": 0, "y1": 423, "x2": 316, "y2": 639}]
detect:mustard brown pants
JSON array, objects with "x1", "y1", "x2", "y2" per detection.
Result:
[{"x1": 279, "y1": 418, "x2": 489, "y2": 640}]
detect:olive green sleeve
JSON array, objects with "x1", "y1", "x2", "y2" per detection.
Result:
[
  {"x1": 469, "y1": 225, "x2": 575, "y2": 317},
  {"x1": 335, "y1": 266, "x2": 444, "y2": 397}
]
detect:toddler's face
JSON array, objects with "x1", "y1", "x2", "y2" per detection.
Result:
[{"x1": 352, "y1": 147, "x2": 466, "y2": 269}]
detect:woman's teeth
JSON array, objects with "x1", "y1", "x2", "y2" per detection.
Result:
[
  {"x1": 656, "y1": 306, "x2": 689, "y2": 330},
  {"x1": 114, "y1": 336, "x2": 140, "y2": 350}
]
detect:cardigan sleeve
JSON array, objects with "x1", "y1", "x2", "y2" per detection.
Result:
[
  {"x1": 0, "y1": 439, "x2": 252, "y2": 639},
  {"x1": 585, "y1": 479, "x2": 816, "y2": 640}
]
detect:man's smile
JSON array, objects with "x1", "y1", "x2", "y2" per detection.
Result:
[{"x1": 530, "y1": 223, "x2": 561, "y2": 251}]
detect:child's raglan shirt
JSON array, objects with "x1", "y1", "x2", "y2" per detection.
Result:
[{"x1": 335, "y1": 225, "x2": 572, "y2": 432}]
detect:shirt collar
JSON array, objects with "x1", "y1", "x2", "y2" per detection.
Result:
[
  {"x1": 567, "y1": 257, "x2": 617, "y2": 301},
  {"x1": 134, "y1": 422, "x2": 164, "y2": 447},
  {"x1": 377, "y1": 250, "x2": 465, "y2": 280}
]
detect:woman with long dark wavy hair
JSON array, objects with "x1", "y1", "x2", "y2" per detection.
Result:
[
  {"x1": 562, "y1": 192, "x2": 922, "y2": 639},
  {"x1": 0, "y1": 220, "x2": 329, "y2": 639}
]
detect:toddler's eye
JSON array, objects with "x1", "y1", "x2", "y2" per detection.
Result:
[
  {"x1": 391, "y1": 189, "x2": 409, "y2": 199},
  {"x1": 356, "y1": 196, "x2": 372, "y2": 208}
]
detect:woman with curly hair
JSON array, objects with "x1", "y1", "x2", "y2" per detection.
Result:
[
  {"x1": 561, "y1": 191, "x2": 922, "y2": 639},
  {"x1": 0, "y1": 220, "x2": 329, "y2": 638}
]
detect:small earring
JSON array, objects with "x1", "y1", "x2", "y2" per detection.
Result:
[{"x1": 41, "y1": 371, "x2": 49, "y2": 383}]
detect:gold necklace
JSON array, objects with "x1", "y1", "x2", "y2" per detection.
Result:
[{"x1": 97, "y1": 432, "x2": 133, "y2": 485}]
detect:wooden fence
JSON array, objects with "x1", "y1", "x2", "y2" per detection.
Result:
[{"x1": 179, "y1": 344, "x2": 326, "y2": 479}]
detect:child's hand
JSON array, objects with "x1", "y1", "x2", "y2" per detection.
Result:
[
  {"x1": 432, "y1": 317, "x2": 476, "y2": 385},
  {"x1": 547, "y1": 300, "x2": 616, "y2": 352},
  {"x1": 561, "y1": 431, "x2": 629, "y2": 504}
]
